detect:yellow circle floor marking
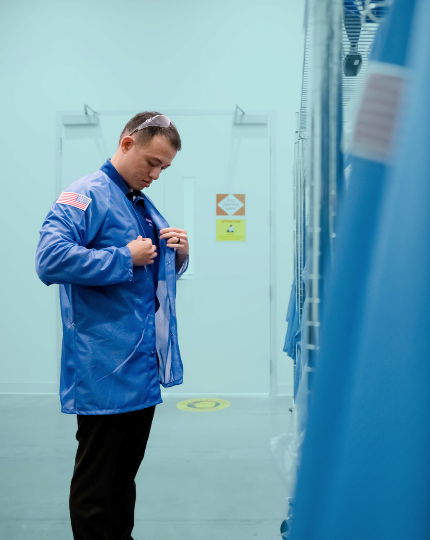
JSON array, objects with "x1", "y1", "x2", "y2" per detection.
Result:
[{"x1": 177, "y1": 398, "x2": 231, "y2": 412}]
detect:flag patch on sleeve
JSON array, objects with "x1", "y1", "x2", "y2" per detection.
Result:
[{"x1": 56, "y1": 192, "x2": 92, "y2": 211}]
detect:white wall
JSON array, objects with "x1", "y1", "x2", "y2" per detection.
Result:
[{"x1": 0, "y1": 0, "x2": 304, "y2": 395}]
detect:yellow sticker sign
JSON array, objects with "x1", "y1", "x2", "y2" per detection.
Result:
[
  {"x1": 216, "y1": 219, "x2": 246, "y2": 242},
  {"x1": 177, "y1": 398, "x2": 231, "y2": 412}
]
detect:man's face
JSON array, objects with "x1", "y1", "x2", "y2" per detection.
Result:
[{"x1": 120, "y1": 134, "x2": 177, "y2": 191}]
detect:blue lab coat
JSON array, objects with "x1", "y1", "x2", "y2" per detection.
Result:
[{"x1": 36, "y1": 161, "x2": 188, "y2": 415}]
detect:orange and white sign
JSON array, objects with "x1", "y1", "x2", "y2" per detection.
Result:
[{"x1": 216, "y1": 194, "x2": 245, "y2": 216}]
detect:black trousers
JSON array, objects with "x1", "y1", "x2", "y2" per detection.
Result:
[{"x1": 69, "y1": 406, "x2": 156, "y2": 540}]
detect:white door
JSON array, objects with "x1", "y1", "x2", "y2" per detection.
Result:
[{"x1": 60, "y1": 112, "x2": 271, "y2": 394}]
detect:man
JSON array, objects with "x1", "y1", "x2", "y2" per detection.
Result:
[{"x1": 36, "y1": 112, "x2": 189, "y2": 540}]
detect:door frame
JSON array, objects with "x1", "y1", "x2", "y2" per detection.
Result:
[{"x1": 55, "y1": 109, "x2": 279, "y2": 395}]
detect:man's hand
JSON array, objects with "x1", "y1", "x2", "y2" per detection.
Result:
[
  {"x1": 159, "y1": 228, "x2": 189, "y2": 270},
  {"x1": 159, "y1": 228, "x2": 189, "y2": 256},
  {"x1": 127, "y1": 236, "x2": 157, "y2": 266}
]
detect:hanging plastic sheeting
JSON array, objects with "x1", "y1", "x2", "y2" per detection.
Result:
[
  {"x1": 271, "y1": 351, "x2": 309, "y2": 538},
  {"x1": 290, "y1": 0, "x2": 430, "y2": 539}
]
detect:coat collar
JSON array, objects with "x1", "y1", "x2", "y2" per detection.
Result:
[
  {"x1": 101, "y1": 159, "x2": 147, "y2": 205},
  {"x1": 100, "y1": 159, "x2": 131, "y2": 195}
]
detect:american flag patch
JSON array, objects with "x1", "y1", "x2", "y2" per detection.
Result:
[{"x1": 56, "y1": 192, "x2": 92, "y2": 211}]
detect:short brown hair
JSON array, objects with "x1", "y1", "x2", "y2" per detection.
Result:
[{"x1": 119, "y1": 111, "x2": 182, "y2": 151}]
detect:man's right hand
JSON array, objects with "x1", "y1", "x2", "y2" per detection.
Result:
[{"x1": 127, "y1": 236, "x2": 157, "y2": 266}]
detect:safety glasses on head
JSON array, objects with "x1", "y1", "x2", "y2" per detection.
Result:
[{"x1": 129, "y1": 114, "x2": 175, "y2": 136}]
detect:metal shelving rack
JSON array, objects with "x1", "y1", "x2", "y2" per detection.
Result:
[
  {"x1": 298, "y1": 0, "x2": 344, "y2": 400},
  {"x1": 293, "y1": 0, "x2": 390, "y2": 401},
  {"x1": 282, "y1": 2, "x2": 393, "y2": 538},
  {"x1": 293, "y1": 112, "x2": 306, "y2": 323}
]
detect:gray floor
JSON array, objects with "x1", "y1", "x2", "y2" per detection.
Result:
[{"x1": 0, "y1": 395, "x2": 292, "y2": 540}]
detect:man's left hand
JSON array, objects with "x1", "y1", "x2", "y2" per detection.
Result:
[{"x1": 159, "y1": 228, "x2": 189, "y2": 269}]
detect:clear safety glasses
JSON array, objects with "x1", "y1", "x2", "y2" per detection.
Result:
[{"x1": 129, "y1": 114, "x2": 175, "y2": 136}]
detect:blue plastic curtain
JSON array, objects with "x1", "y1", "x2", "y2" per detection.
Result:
[
  {"x1": 284, "y1": 281, "x2": 301, "y2": 360},
  {"x1": 290, "y1": 0, "x2": 430, "y2": 538}
]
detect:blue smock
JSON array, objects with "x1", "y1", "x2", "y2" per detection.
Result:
[
  {"x1": 36, "y1": 160, "x2": 188, "y2": 415},
  {"x1": 101, "y1": 160, "x2": 161, "y2": 312}
]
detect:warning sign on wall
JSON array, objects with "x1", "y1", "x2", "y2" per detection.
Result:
[
  {"x1": 216, "y1": 219, "x2": 246, "y2": 242},
  {"x1": 216, "y1": 194, "x2": 246, "y2": 216}
]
